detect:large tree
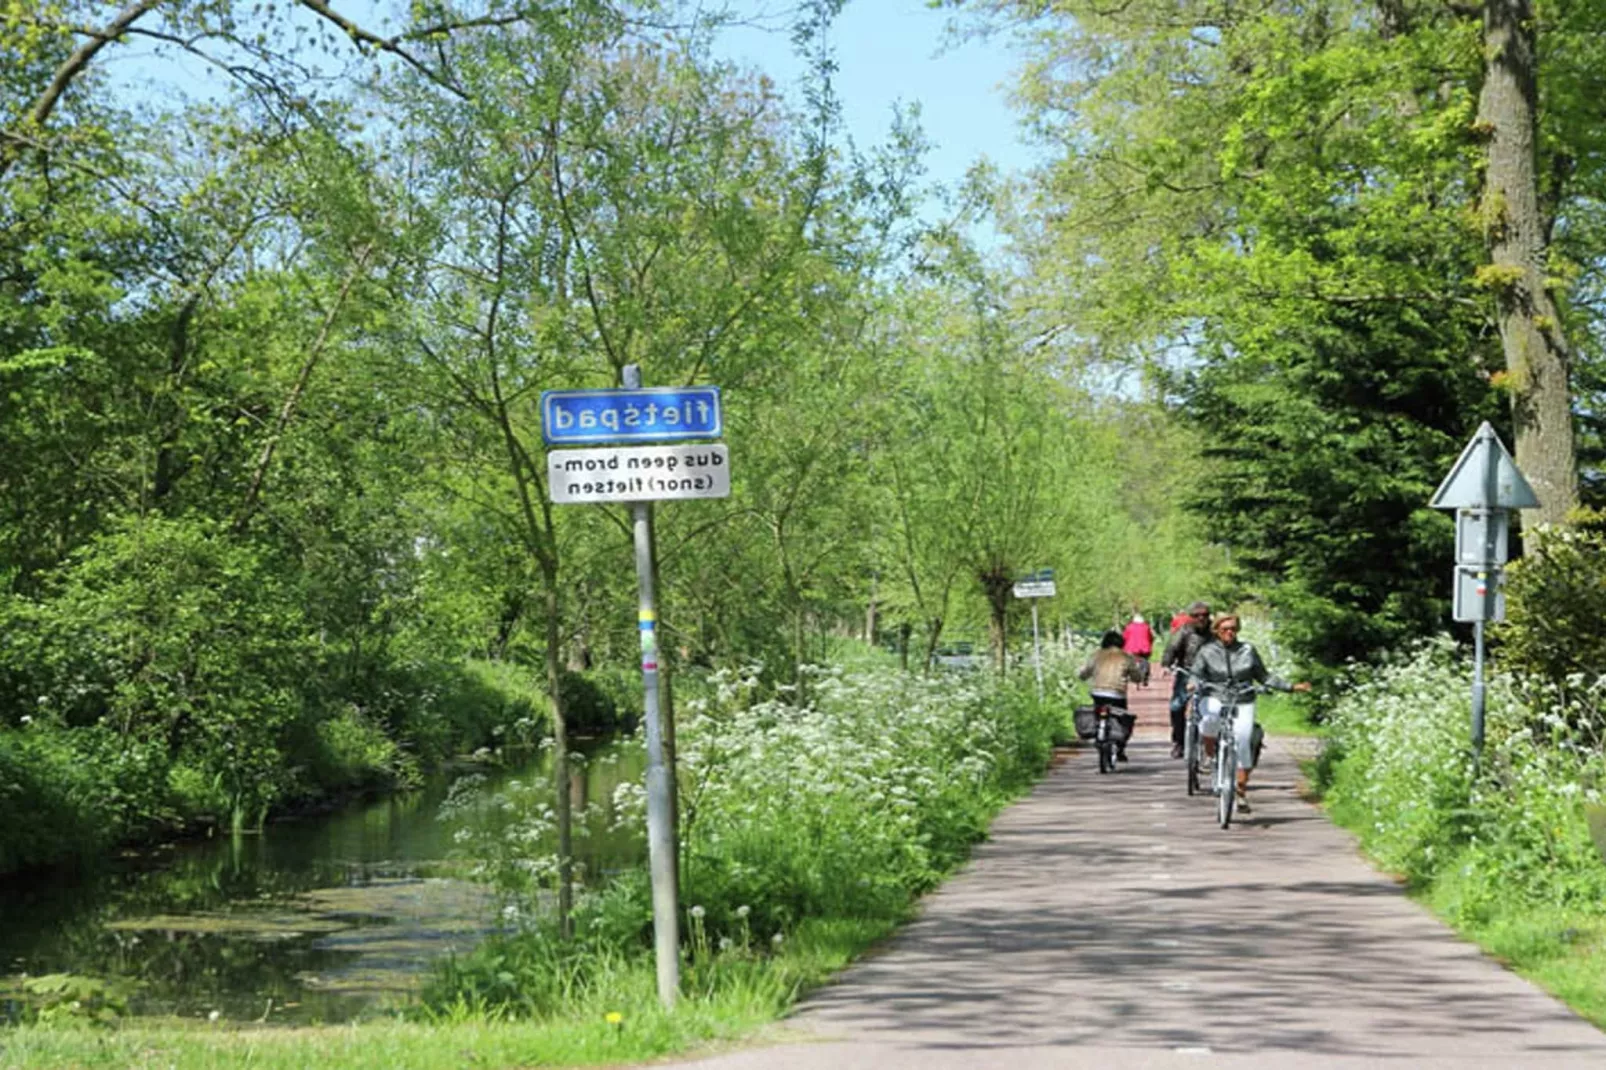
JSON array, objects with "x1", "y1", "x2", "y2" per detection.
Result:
[{"x1": 950, "y1": 0, "x2": 1605, "y2": 661}]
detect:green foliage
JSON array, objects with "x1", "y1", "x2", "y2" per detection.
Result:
[
  {"x1": 559, "y1": 672, "x2": 632, "y2": 738},
  {"x1": 0, "y1": 723, "x2": 128, "y2": 871},
  {"x1": 953, "y1": 0, "x2": 1539, "y2": 670},
  {"x1": 427, "y1": 660, "x2": 1067, "y2": 1017},
  {"x1": 18, "y1": 517, "x2": 305, "y2": 809},
  {"x1": 1496, "y1": 511, "x2": 1606, "y2": 706},
  {"x1": 1185, "y1": 304, "x2": 1500, "y2": 672},
  {"x1": 1317, "y1": 639, "x2": 1481, "y2": 884},
  {"x1": 306, "y1": 707, "x2": 409, "y2": 792}
]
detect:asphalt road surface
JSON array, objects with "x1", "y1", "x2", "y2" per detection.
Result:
[{"x1": 670, "y1": 675, "x2": 1606, "y2": 1069}]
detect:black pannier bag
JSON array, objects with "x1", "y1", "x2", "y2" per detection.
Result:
[{"x1": 1075, "y1": 706, "x2": 1135, "y2": 742}]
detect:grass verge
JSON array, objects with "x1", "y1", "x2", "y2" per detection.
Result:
[
  {"x1": 1306, "y1": 810, "x2": 1606, "y2": 1034},
  {"x1": 1255, "y1": 691, "x2": 1324, "y2": 737},
  {"x1": 1434, "y1": 904, "x2": 1606, "y2": 1031},
  {"x1": 1308, "y1": 755, "x2": 1606, "y2": 1032},
  {"x1": 0, "y1": 916, "x2": 896, "y2": 1069}
]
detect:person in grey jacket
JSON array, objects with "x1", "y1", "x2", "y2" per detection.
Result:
[
  {"x1": 1188, "y1": 614, "x2": 1310, "y2": 813},
  {"x1": 1160, "y1": 601, "x2": 1211, "y2": 758}
]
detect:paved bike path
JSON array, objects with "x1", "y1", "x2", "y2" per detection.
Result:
[{"x1": 671, "y1": 679, "x2": 1606, "y2": 1069}]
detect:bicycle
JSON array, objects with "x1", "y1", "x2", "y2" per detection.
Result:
[
  {"x1": 1174, "y1": 669, "x2": 1204, "y2": 796},
  {"x1": 1184, "y1": 691, "x2": 1204, "y2": 797},
  {"x1": 1201, "y1": 681, "x2": 1267, "y2": 828},
  {"x1": 1075, "y1": 700, "x2": 1135, "y2": 774},
  {"x1": 1094, "y1": 701, "x2": 1124, "y2": 774}
]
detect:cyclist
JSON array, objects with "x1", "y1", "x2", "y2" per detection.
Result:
[
  {"x1": 1078, "y1": 630, "x2": 1145, "y2": 761},
  {"x1": 1160, "y1": 601, "x2": 1211, "y2": 759},
  {"x1": 1122, "y1": 612, "x2": 1154, "y2": 686},
  {"x1": 1188, "y1": 614, "x2": 1310, "y2": 813}
]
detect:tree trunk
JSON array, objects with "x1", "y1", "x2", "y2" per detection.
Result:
[
  {"x1": 980, "y1": 567, "x2": 1013, "y2": 676},
  {"x1": 233, "y1": 249, "x2": 372, "y2": 533},
  {"x1": 1477, "y1": 0, "x2": 1578, "y2": 525},
  {"x1": 864, "y1": 573, "x2": 879, "y2": 646},
  {"x1": 921, "y1": 617, "x2": 945, "y2": 674},
  {"x1": 566, "y1": 580, "x2": 591, "y2": 671},
  {"x1": 543, "y1": 576, "x2": 574, "y2": 939},
  {"x1": 150, "y1": 295, "x2": 201, "y2": 506}
]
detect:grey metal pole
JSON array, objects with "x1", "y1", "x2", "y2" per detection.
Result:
[
  {"x1": 1472, "y1": 429, "x2": 1498, "y2": 766},
  {"x1": 1030, "y1": 600, "x2": 1044, "y2": 704},
  {"x1": 1472, "y1": 619, "x2": 1486, "y2": 760},
  {"x1": 623, "y1": 364, "x2": 680, "y2": 1008}
]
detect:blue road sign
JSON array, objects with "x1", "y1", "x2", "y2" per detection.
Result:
[{"x1": 542, "y1": 386, "x2": 722, "y2": 445}]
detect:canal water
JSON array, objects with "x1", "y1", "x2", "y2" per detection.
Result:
[{"x1": 0, "y1": 741, "x2": 643, "y2": 1024}]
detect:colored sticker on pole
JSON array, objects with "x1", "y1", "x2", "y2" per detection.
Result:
[{"x1": 639, "y1": 617, "x2": 659, "y2": 672}]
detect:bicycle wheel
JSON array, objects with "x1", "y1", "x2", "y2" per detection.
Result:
[
  {"x1": 1216, "y1": 737, "x2": 1237, "y2": 829},
  {"x1": 1096, "y1": 717, "x2": 1111, "y2": 774},
  {"x1": 1185, "y1": 720, "x2": 1200, "y2": 796}
]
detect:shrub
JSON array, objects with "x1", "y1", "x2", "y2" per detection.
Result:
[
  {"x1": 559, "y1": 670, "x2": 627, "y2": 737},
  {"x1": 1496, "y1": 509, "x2": 1606, "y2": 713},
  {"x1": 0, "y1": 726, "x2": 111, "y2": 871},
  {"x1": 1319, "y1": 638, "x2": 1606, "y2": 926},
  {"x1": 308, "y1": 706, "x2": 406, "y2": 791},
  {"x1": 0, "y1": 517, "x2": 307, "y2": 828},
  {"x1": 0, "y1": 721, "x2": 172, "y2": 871},
  {"x1": 1319, "y1": 637, "x2": 1478, "y2": 885}
]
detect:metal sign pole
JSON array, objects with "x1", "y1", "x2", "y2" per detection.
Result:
[
  {"x1": 1431, "y1": 422, "x2": 1539, "y2": 768},
  {"x1": 1472, "y1": 620, "x2": 1487, "y2": 759},
  {"x1": 624, "y1": 364, "x2": 680, "y2": 1008},
  {"x1": 1030, "y1": 600, "x2": 1044, "y2": 704}
]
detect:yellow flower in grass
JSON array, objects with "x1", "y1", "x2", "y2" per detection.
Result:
[{"x1": 605, "y1": 1011, "x2": 624, "y2": 1026}]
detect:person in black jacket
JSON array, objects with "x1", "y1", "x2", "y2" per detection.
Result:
[{"x1": 1160, "y1": 601, "x2": 1211, "y2": 758}]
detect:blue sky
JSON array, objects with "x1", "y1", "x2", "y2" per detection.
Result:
[
  {"x1": 716, "y1": 2, "x2": 1041, "y2": 192},
  {"x1": 104, "y1": 1, "x2": 1040, "y2": 204}
]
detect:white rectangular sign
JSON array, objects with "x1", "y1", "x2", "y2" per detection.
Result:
[
  {"x1": 1012, "y1": 581, "x2": 1057, "y2": 599},
  {"x1": 548, "y1": 443, "x2": 730, "y2": 504},
  {"x1": 1453, "y1": 564, "x2": 1506, "y2": 623}
]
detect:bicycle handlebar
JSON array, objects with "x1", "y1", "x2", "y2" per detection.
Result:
[{"x1": 1197, "y1": 681, "x2": 1273, "y2": 699}]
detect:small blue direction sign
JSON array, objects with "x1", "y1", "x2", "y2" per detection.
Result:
[{"x1": 542, "y1": 387, "x2": 722, "y2": 446}]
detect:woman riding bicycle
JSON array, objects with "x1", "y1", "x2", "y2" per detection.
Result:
[
  {"x1": 1188, "y1": 615, "x2": 1310, "y2": 812},
  {"x1": 1079, "y1": 630, "x2": 1145, "y2": 761}
]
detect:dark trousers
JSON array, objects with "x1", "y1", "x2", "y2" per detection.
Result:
[{"x1": 1168, "y1": 671, "x2": 1188, "y2": 746}]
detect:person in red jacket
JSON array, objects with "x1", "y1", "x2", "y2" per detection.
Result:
[{"x1": 1121, "y1": 612, "x2": 1154, "y2": 686}]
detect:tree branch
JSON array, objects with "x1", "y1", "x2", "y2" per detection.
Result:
[
  {"x1": 0, "y1": 0, "x2": 160, "y2": 182},
  {"x1": 233, "y1": 245, "x2": 375, "y2": 533},
  {"x1": 293, "y1": 0, "x2": 471, "y2": 100}
]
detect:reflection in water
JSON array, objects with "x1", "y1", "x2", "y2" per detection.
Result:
[{"x1": 0, "y1": 741, "x2": 643, "y2": 1024}]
